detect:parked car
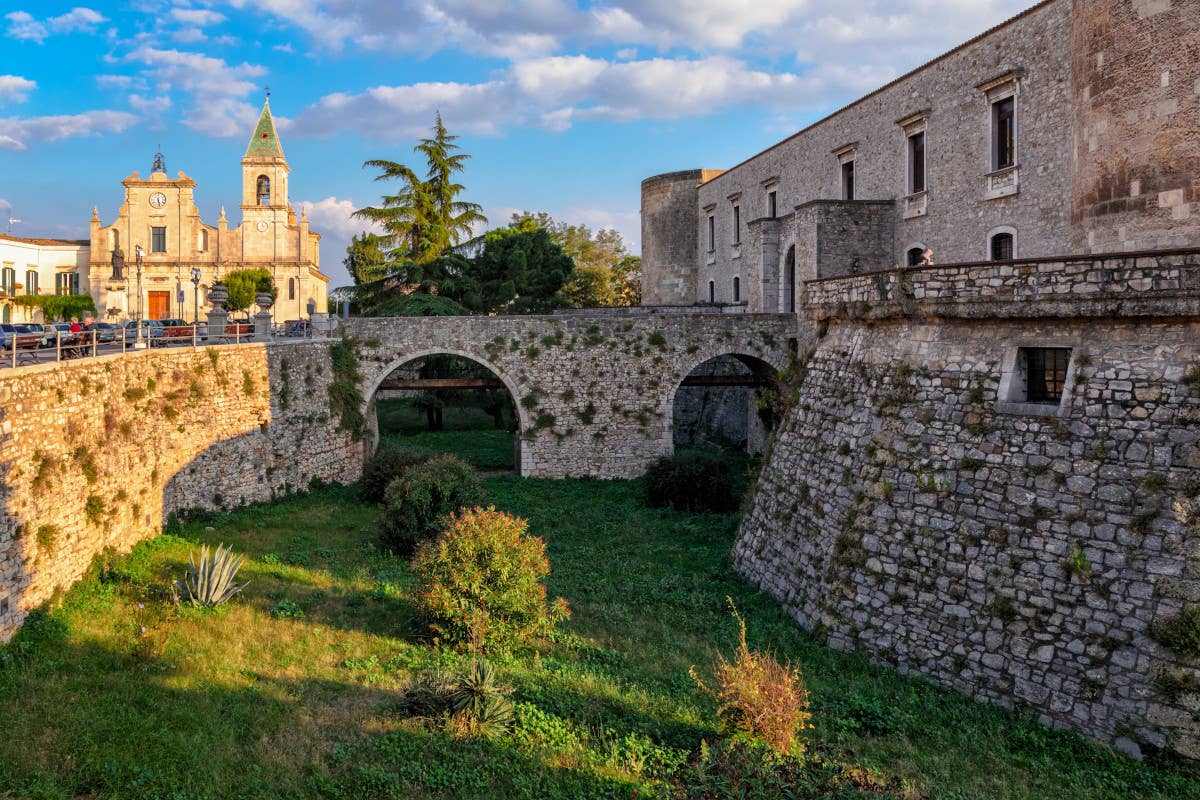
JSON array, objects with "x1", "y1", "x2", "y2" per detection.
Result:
[
  {"x1": 95, "y1": 322, "x2": 120, "y2": 343},
  {"x1": 159, "y1": 318, "x2": 192, "y2": 343},
  {"x1": 0, "y1": 323, "x2": 42, "y2": 352},
  {"x1": 41, "y1": 322, "x2": 76, "y2": 348},
  {"x1": 124, "y1": 319, "x2": 166, "y2": 345}
]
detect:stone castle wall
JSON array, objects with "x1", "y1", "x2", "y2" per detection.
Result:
[
  {"x1": 0, "y1": 341, "x2": 362, "y2": 642},
  {"x1": 1070, "y1": 0, "x2": 1200, "y2": 252},
  {"x1": 734, "y1": 255, "x2": 1200, "y2": 759}
]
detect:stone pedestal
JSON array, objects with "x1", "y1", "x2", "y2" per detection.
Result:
[
  {"x1": 253, "y1": 310, "x2": 272, "y2": 338},
  {"x1": 207, "y1": 308, "x2": 228, "y2": 341}
]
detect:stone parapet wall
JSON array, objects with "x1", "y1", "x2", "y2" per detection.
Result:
[
  {"x1": 0, "y1": 341, "x2": 361, "y2": 642},
  {"x1": 733, "y1": 315, "x2": 1200, "y2": 759},
  {"x1": 804, "y1": 249, "x2": 1200, "y2": 321}
]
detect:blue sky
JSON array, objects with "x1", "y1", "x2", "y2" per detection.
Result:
[{"x1": 0, "y1": 0, "x2": 1032, "y2": 287}]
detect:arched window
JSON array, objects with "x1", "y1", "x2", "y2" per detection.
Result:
[
  {"x1": 990, "y1": 231, "x2": 1015, "y2": 261},
  {"x1": 733, "y1": 276, "x2": 741, "y2": 303},
  {"x1": 256, "y1": 175, "x2": 271, "y2": 206},
  {"x1": 783, "y1": 246, "x2": 796, "y2": 313},
  {"x1": 906, "y1": 247, "x2": 925, "y2": 267},
  {"x1": 708, "y1": 280, "x2": 715, "y2": 303}
]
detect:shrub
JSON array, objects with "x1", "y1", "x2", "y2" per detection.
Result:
[
  {"x1": 171, "y1": 544, "x2": 248, "y2": 608},
  {"x1": 1151, "y1": 605, "x2": 1200, "y2": 657},
  {"x1": 411, "y1": 506, "x2": 569, "y2": 651},
  {"x1": 644, "y1": 452, "x2": 737, "y2": 513},
  {"x1": 360, "y1": 444, "x2": 433, "y2": 503},
  {"x1": 690, "y1": 600, "x2": 812, "y2": 755},
  {"x1": 379, "y1": 455, "x2": 486, "y2": 554},
  {"x1": 398, "y1": 658, "x2": 515, "y2": 738}
]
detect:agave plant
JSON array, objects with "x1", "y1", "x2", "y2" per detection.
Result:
[
  {"x1": 172, "y1": 543, "x2": 248, "y2": 608},
  {"x1": 451, "y1": 659, "x2": 514, "y2": 737}
]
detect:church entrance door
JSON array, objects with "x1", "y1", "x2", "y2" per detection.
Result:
[{"x1": 148, "y1": 291, "x2": 170, "y2": 320}]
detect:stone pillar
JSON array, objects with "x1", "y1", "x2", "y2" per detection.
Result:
[
  {"x1": 254, "y1": 291, "x2": 274, "y2": 338},
  {"x1": 206, "y1": 308, "x2": 228, "y2": 341}
]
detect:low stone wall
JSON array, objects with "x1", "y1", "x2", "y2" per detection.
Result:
[
  {"x1": 804, "y1": 249, "x2": 1200, "y2": 320},
  {"x1": 0, "y1": 340, "x2": 361, "y2": 642},
  {"x1": 733, "y1": 315, "x2": 1200, "y2": 759}
]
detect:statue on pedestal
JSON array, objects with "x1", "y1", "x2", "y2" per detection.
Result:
[{"x1": 110, "y1": 246, "x2": 126, "y2": 281}]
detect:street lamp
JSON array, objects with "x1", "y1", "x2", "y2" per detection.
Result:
[
  {"x1": 190, "y1": 267, "x2": 202, "y2": 325},
  {"x1": 133, "y1": 245, "x2": 146, "y2": 349}
]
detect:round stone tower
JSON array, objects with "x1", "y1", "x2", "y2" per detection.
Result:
[
  {"x1": 640, "y1": 169, "x2": 723, "y2": 306},
  {"x1": 1070, "y1": 0, "x2": 1200, "y2": 252}
]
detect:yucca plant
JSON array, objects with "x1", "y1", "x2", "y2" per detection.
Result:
[
  {"x1": 451, "y1": 658, "x2": 514, "y2": 737},
  {"x1": 172, "y1": 543, "x2": 248, "y2": 608}
]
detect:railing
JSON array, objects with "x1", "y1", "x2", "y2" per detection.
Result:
[{"x1": 0, "y1": 320, "x2": 336, "y2": 370}]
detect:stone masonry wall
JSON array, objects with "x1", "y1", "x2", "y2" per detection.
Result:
[
  {"x1": 697, "y1": 0, "x2": 1073, "y2": 306},
  {"x1": 735, "y1": 261, "x2": 1200, "y2": 759},
  {"x1": 0, "y1": 340, "x2": 361, "y2": 642},
  {"x1": 344, "y1": 312, "x2": 792, "y2": 479}
]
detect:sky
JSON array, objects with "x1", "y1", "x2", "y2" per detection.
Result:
[{"x1": 0, "y1": 0, "x2": 1034, "y2": 288}]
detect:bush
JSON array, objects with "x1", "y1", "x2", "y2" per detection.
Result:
[
  {"x1": 360, "y1": 444, "x2": 433, "y2": 503},
  {"x1": 411, "y1": 506, "x2": 570, "y2": 651},
  {"x1": 379, "y1": 455, "x2": 486, "y2": 554},
  {"x1": 1151, "y1": 605, "x2": 1200, "y2": 657},
  {"x1": 644, "y1": 452, "x2": 737, "y2": 513},
  {"x1": 398, "y1": 658, "x2": 515, "y2": 738},
  {"x1": 690, "y1": 600, "x2": 811, "y2": 755}
]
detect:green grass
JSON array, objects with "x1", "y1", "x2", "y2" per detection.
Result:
[
  {"x1": 0, "y1": 439, "x2": 1196, "y2": 798},
  {"x1": 377, "y1": 399, "x2": 515, "y2": 471}
]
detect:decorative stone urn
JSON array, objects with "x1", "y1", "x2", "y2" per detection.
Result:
[{"x1": 253, "y1": 291, "x2": 275, "y2": 337}]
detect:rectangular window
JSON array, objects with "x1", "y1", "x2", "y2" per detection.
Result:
[
  {"x1": 25, "y1": 270, "x2": 37, "y2": 294},
  {"x1": 733, "y1": 276, "x2": 740, "y2": 303},
  {"x1": 1023, "y1": 347, "x2": 1070, "y2": 404},
  {"x1": 707, "y1": 215, "x2": 714, "y2": 252},
  {"x1": 151, "y1": 226, "x2": 167, "y2": 253},
  {"x1": 767, "y1": 191, "x2": 777, "y2": 218},
  {"x1": 56, "y1": 272, "x2": 79, "y2": 296},
  {"x1": 288, "y1": 278, "x2": 296, "y2": 300},
  {"x1": 908, "y1": 132, "x2": 926, "y2": 194},
  {"x1": 733, "y1": 206, "x2": 740, "y2": 244},
  {"x1": 842, "y1": 160, "x2": 855, "y2": 200},
  {"x1": 0, "y1": 267, "x2": 13, "y2": 294},
  {"x1": 993, "y1": 96, "x2": 1015, "y2": 170}
]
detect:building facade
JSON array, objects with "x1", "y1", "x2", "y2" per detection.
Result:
[
  {"x1": 1, "y1": 98, "x2": 329, "y2": 326},
  {"x1": 89, "y1": 99, "x2": 328, "y2": 324},
  {"x1": 0, "y1": 233, "x2": 89, "y2": 323},
  {"x1": 639, "y1": 0, "x2": 1200, "y2": 309}
]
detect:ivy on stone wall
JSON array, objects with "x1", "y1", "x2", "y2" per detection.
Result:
[{"x1": 328, "y1": 336, "x2": 366, "y2": 441}]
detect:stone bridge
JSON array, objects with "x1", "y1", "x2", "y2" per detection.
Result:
[{"x1": 342, "y1": 310, "x2": 796, "y2": 478}]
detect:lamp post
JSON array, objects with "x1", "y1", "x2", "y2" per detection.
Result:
[
  {"x1": 134, "y1": 245, "x2": 146, "y2": 349},
  {"x1": 190, "y1": 267, "x2": 202, "y2": 325}
]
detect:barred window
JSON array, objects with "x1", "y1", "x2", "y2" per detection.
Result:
[{"x1": 1023, "y1": 347, "x2": 1070, "y2": 403}]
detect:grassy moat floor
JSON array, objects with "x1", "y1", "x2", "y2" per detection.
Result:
[{"x1": 1, "y1": 414, "x2": 1198, "y2": 798}]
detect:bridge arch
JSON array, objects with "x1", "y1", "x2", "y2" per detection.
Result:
[
  {"x1": 362, "y1": 346, "x2": 530, "y2": 473},
  {"x1": 662, "y1": 348, "x2": 784, "y2": 457}
]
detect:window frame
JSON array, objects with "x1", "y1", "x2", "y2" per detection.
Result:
[
  {"x1": 56, "y1": 272, "x2": 80, "y2": 296},
  {"x1": 992, "y1": 95, "x2": 1016, "y2": 171},
  {"x1": 988, "y1": 227, "x2": 1016, "y2": 261},
  {"x1": 908, "y1": 130, "x2": 926, "y2": 195},
  {"x1": 708, "y1": 280, "x2": 715, "y2": 304},
  {"x1": 732, "y1": 204, "x2": 741, "y2": 245},
  {"x1": 996, "y1": 343, "x2": 1078, "y2": 417},
  {"x1": 767, "y1": 190, "x2": 777, "y2": 219},
  {"x1": 733, "y1": 276, "x2": 740, "y2": 303},
  {"x1": 0, "y1": 267, "x2": 14, "y2": 294},
  {"x1": 706, "y1": 214, "x2": 715, "y2": 253},
  {"x1": 257, "y1": 174, "x2": 271, "y2": 206},
  {"x1": 841, "y1": 159, "x2": 856, "y2": 201},
  {"x1": 25, "y1": 269, "x2": 38, "y2": 295},
  {"x1": 151, "y1": 226, "x2": 167, "y2": 253},
  {"x1": 905, "y1": 245, "x2": 927, "y2": 267}
]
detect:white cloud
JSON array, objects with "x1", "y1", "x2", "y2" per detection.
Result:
[
  {"x1": 298, "y1": 196, "x2": 381, "y2": 241},
  {"x1": 4, "y1": 7, "x2": 107, "y2": 43},
  {"x1": 272, "y1": 42, "x2": 294, "y2": 53},
  {"x1": 122, "y1": 46, "x2": 267, "y2": 136},
  {"x1": 169, "y1": 8, "x2": 227, "y2": 26},
  {"x1": 291, "y1": 54, "x2": 888, "y2": 139},
  {"x1": 171, "y1": 27, "x2": 207, "y2": 43},
  {"x1": 0, "y1": 110, "x2": 136, "y2": 150},
  {"x1": 0, "y1": 75, "x2": 36, "y2": 104}
]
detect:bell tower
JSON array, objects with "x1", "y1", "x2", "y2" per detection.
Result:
[{"x1": 240, "y1": 96, "x2": 292, "y2": 257}]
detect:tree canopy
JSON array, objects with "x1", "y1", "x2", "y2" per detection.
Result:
[
  {"x1": 508, "y1": 212, "x2": 641, "y2": 308},
  {"x1": 9, "y1": 293, "x2": 96, "y2": 322},
  {"x1": 353, "y1": 113, "x2": 487, "y2": 266},
  {"x1": 223, "y1": 268, "x2": 276, "y2": 313},
  {"x1": 343, "y1": 232, "x2": 388, "y2": 286},
  {"x1": 463, "y1": 216, "x2": 574, "y2": 314}
]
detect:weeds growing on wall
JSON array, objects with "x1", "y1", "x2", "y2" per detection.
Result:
[{"x1": 328, "y1": 336, "x2": 366, "y2": 440}]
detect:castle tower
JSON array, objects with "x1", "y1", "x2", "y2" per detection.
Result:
[
  {"x1": 640, "y1": 170, "x2": 724, "y2": 305},
  {"x1": 240, "y1": 98, "x2": 292, "y2": 260},
  {"x1": 1070, "y1": 0, "x2": 1200, "y2": 252}
]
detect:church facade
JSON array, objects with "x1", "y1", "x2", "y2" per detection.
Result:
[
  {"x1": 85, "y1": 98, "x2": 328, "y2": 324},
  {"x1": 2, "y1": 99, "x2": 329, "y2": 326},
  {"x1": 639, "y1": 0, "x2": 1200, "y2": 310}
]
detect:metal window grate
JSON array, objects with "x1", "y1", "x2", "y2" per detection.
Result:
[{"x1": 1024, "y1": 347, "x2": 1070, "y2": 403}]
